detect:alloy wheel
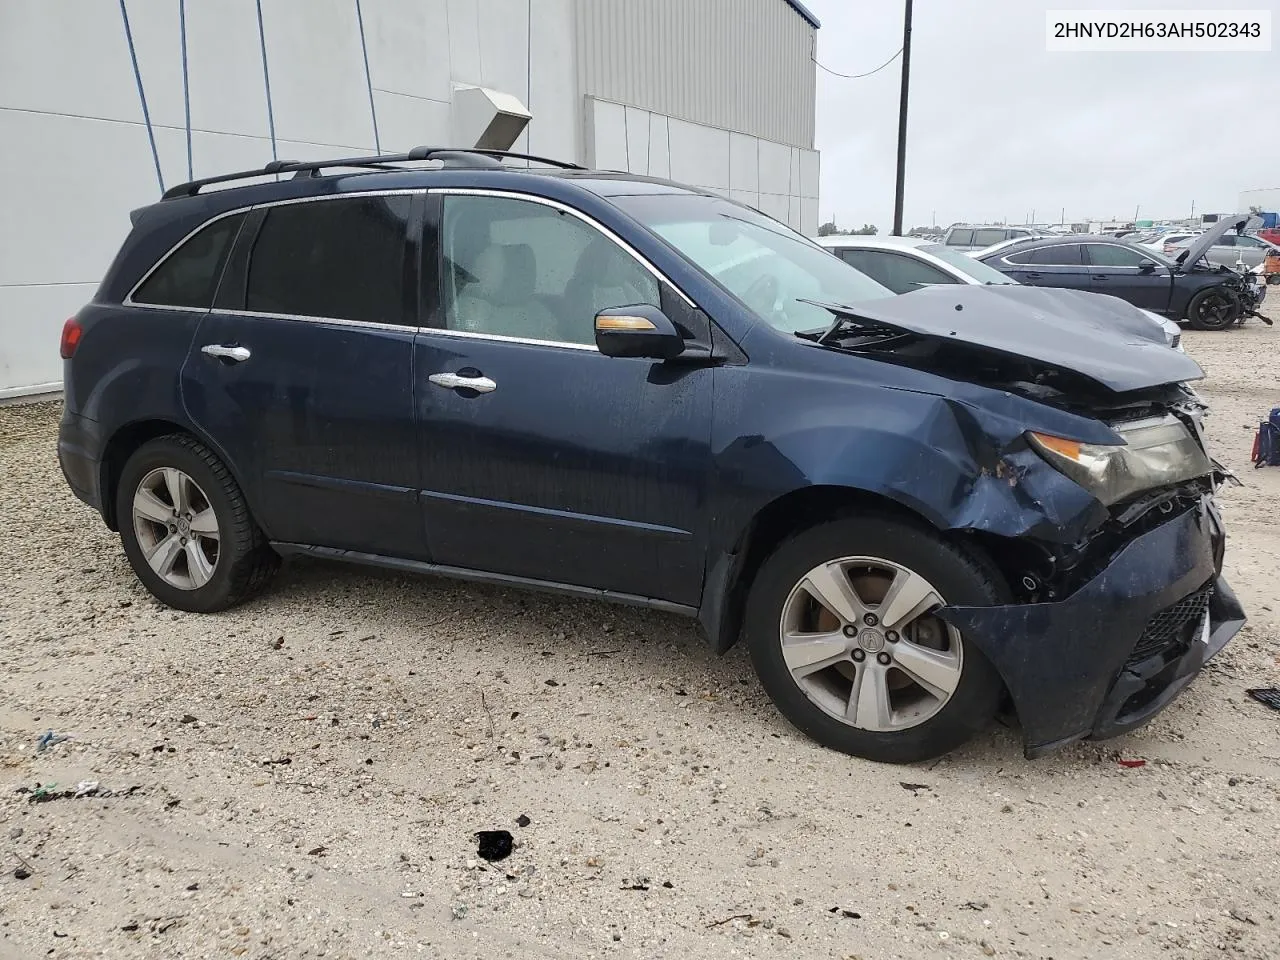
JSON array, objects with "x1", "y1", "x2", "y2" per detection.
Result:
[
  {"x1": 778, "y1": 557, "x2": 963, "y2": 731},
  {"x1": 132, "y1": 467, "x2": 220, "y2": 590}
]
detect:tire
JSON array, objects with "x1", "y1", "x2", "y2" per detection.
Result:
[
  {"x1": 1185, "y1": 286, "x2": 1239, "y2": 331},
  {"x1": 1268, "y1": 274, "x2": 1280, "y2": 286},
  {"x1": 116, "y1": 434, "x2": 278, "y2": 612},
  {"x1": 744, "y1": 515, "x2": 1005, "y2": 764}
]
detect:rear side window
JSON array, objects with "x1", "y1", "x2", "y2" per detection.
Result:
[
  {"x1": 132, "y1": 213, "x2": 245, "y2": 308},
  {"x1": 972, "y1": 228, "x2": 1006, "y2": 247},
  {"x1": 1008, "y1": 244, "x2": 1082, "y2": 266},
  {"x1": 946, "y1": 229, "x2": 974, "y2": 246},
  {"x1": 245, "y1": 196, "x2": 411, "y2": 324}
]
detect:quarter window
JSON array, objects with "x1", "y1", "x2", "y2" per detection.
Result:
[
  {"x1": 244, "y1": 196, "x2": 411, "y2": 324},
  {"x1": 132, "y1": 213, "x2": 246, "y2": 308},
  {"x1": 438, "y1": 195, "x2": 659, "y2": 345}
]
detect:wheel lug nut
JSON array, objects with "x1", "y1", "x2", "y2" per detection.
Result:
[
  {"x1": 863, "y1": 613, "x2": 879, "y2": 626},
  {"x1": 851, "y1": 649, "x2": 866, "y2": 662},
  {"x1": 842, "y1": 625, "x2": 857, "y2": 638},
  {"x1": 885, "y1": 630, "x2": 899, "y2": 643},
  {"x1": 180, "y1": 538, "x2": 187, "y2": 545},
  {"x1": 877, "y1": 652, "x2": 891, "y2": 666}
]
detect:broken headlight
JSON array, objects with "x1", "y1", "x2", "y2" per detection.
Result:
[{"x1": 1029, "y1": 416, "x2": 1213, "y2": 507}]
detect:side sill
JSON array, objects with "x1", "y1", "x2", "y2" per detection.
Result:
[{"x1": 270, "y1": 542, "x2": 700, "y2": 617}]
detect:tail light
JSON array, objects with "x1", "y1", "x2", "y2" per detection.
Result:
[{"x1": 59, "y1": 317, "x2": 83, "y2": 359}]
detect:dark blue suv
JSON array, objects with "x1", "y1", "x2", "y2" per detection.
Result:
[{"x1": 58, "y1": 147, "x2": 1244, "y2": 763}]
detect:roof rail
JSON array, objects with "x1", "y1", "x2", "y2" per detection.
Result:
[{"x1": 160, "y1": 146, "x2": 586, "y2": 199}]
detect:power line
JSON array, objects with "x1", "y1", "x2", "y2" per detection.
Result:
[{"x1": 812, "y1": 47, "x2": 903, "y2": 80}]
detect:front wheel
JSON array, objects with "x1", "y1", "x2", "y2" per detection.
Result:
[
  {"x1": 116, "y1": 435, "x2": 278, "y2": 612},
  {"x1": 744, "y1": 516, "x2": 1005, "y2": 764},
  {"x1": 1185, "y1": 286, "x2": 1240, "y2": 331}
]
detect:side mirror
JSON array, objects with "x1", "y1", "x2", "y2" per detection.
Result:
[
  {"x1": 1138, "y1": 260, "x2": 1157, "y2": 273},
  {"x1": 594, "y1": 305, "x2": 685, "y2": 360}
]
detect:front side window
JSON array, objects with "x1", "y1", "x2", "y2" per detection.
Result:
[
  {"x1": 132, "y1": 212, "x2": 245, "y2": 308},
  {"x1": 244, "y1": 195, "x2": 411, "y2": 324},
  {"x1": 839, "y1": 249, "x2": 958, "y2": 294},
  {"x1": 1085, "y1": 244, "x2": 1151, "y2": 267},
  {"x1": 438, "y1": 195, "x2": 659, "y2": 345},
  {"x1": 614, "y1": 193, "x2": 894, "y2": 334}
]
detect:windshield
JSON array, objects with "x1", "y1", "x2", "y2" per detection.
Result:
[
  {"x1": 918, "y1": 243, "x2": 1016, "y2": 283},
  {"x1": 613, "y1": 193, "x2": 893, "y2": 333}
]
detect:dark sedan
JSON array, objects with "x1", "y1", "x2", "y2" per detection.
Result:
[{"x1": 978, "y1": 218, "x2": 1268, "y2": 331}]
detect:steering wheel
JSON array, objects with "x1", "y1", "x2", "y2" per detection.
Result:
[{"x1": 742, "y1": 273, "x2": 781, "y2": 319}]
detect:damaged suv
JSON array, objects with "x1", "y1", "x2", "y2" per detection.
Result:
[{"x1": 58, "y1": 148, "x2": 1244, "y2": 763}]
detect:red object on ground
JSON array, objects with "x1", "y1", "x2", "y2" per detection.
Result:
[
  {"x1": 1259, "y1": 228, "x2": 1280, "y2": 245},
  {"x1": 1117, "y1": 758, "x2": 1147, "y2": 768}
]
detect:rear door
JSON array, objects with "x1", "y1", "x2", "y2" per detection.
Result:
[
  {"x1": 181, "y1": 192, "x2": 426, "y2": 558},
  {"x1": 1083, "y1": 242, "x2": 1172, "y2": 311},
  {"x1": 412, "y1": 190, "x2": 713, "y2": 606},
  {"x1": 999, "y1": 243, "x2": 1090, "y2": 290}
]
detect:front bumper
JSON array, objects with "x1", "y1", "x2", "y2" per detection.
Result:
[{"x1": 938, "y1": 497, "x2": 1244, "y2": 757}]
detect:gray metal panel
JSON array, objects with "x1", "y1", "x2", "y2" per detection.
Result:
[{"x1": 576, "y1": 0, "x2": 816, "y2": 149}]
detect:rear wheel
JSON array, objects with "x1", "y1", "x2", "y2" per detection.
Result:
[
  {"x1": 1186, "y1": 286, "x2": 1239, "y2": 331},
  {"x1": 116, "y1": 435, "x2": 278, "y2": 612},
  {"x1": 744, "y1": 516, "x2": 1005, "y2": 764}
]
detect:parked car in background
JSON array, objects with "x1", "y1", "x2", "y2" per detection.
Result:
[
  {"x1": 979, "y1": 219, "x2": 1268, "y2": 330},
  {"x1": 1167, "y1": 232, "x2": 1280, "y2": 270},
  {"x1": 814, "y1": 235, "x2": 1183, "y2": 349},
  {"x1": 1141, "y1": 231, "x2": 1201, "y2": 256},
  {"x1": 943, "y1": 224, "x2": 1042, "y2": 252},
  {"x1": 58, "y1": 146, "x2": 1241, "y2": 764}
]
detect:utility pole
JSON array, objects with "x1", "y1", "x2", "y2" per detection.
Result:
[
  {"x1": 891, "y1": 0, "x2": 913, "y2": 236},
  {"x1": 1060, "y1": 206, "x2": 1065, "y2": 225}
]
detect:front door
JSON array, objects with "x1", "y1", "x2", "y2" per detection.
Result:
[
  {"x1": 414, "y1": 191, "x2": 713, "y2": 606},
  {"x1": 1083, "y1": 242, "x2": 1171, "y2": 312},
  {"x1": 181, "y1": 192, "x2": 425, "y2": 558}
]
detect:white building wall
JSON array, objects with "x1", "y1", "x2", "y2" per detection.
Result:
[
  {"x1": 0, "y1": 0, "x2": 816, "y2": 397},
  {"x1": 585, "y1": 98, "x2": 819, "y2": 236},
  {"x1": 575, "y1": 0, "x2": 816, "y2": 150}
]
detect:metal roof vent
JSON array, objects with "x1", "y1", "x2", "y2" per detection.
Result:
[{"x1": 452, "y1": 85, "x2": 532, "y2": 151}]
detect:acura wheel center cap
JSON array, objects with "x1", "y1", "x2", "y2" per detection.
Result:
[{"x1": 858, "y1": 629, "x2": 885, "y2": 653}]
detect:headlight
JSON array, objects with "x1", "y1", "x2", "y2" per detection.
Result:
[{"x1": 1029, "y1": 416, "x2": 1212, "y2": 506}]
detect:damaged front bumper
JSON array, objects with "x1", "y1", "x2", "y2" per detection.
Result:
[{"x1": 938, "y1": 496, "x2": 1244, "y2": 757}]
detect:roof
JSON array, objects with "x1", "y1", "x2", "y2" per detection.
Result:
[
  {"x1": 783, "y1": 0, "x2": 821, "y2": 28},
  {"x1": 812, "y1": 235, "x2": 931, "y2": 250}
]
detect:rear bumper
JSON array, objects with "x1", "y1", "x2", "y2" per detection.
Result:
[
  {"x1": 939, "y1": 497, "x2": 1243, "y2": 757},
  {"x1": 58, "y1": 410, "x2": 104, "y2": 514}
]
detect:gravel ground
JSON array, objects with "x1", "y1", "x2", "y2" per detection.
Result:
[{"x1": 3, "y1": 305, "x2": 1279, "y2": 960}]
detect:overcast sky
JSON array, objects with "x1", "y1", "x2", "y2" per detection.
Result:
[{"x1": 806, "y1": 0, "x2": 1279, "y2": 231}]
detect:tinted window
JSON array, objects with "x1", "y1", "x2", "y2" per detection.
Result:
[
  {"x1": 1028, "y1": 244, "x2": 1082, "y2": 266},
  {"x1": 133, "y1": 213, "x2": 245, "y2": 307},
  {"x1": 1086, "y1": 244, "x2": 1151, "y2": 267},
  {"x1": 245, "y1": 196, "x2": 410, "y2": 323},
  {"x1": 838, "y1": 249, "x2": 957, "y2": 294},
  {"x1": 946, "y1": 229, "x2": 974, "y2": 246},
  {"x1": 439, "y1": 195, "x2": 659, "y2": 345},
  {"x1": 972, "y1": 229, "x2": 1006, "y2": 247},
  {"x1": 1214, "y1": 234, "x2": 1236, "y2": 247}
]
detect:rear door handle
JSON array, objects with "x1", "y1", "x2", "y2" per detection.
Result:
[
  {"x1": 201, "y1": 343, "x2": 251, "y2": 362},
  {"x1": 428, "y1": 371, "x2": 497, "y2": 394},
  {"x1": 1091, "y1": 275, "x2": 1109, "y2": 281},
  {"x1": 1023, "y1": 271, "x2": 1043, "y2": 280}
]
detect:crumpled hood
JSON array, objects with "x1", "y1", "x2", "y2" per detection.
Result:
[{"x1": 840, "y1": 284, "x2": 1204, "y2": 392}]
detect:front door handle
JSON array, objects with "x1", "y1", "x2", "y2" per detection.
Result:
[
  {"x1": 1091, "y1": 275, "x2": 1109, "y2": 281},
  {"x1": 428, "y1": 371, "x2": 497, "y2": 394},
  {"x1": 201, "y1": 343, "x2": 251, "y2": 363}
]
